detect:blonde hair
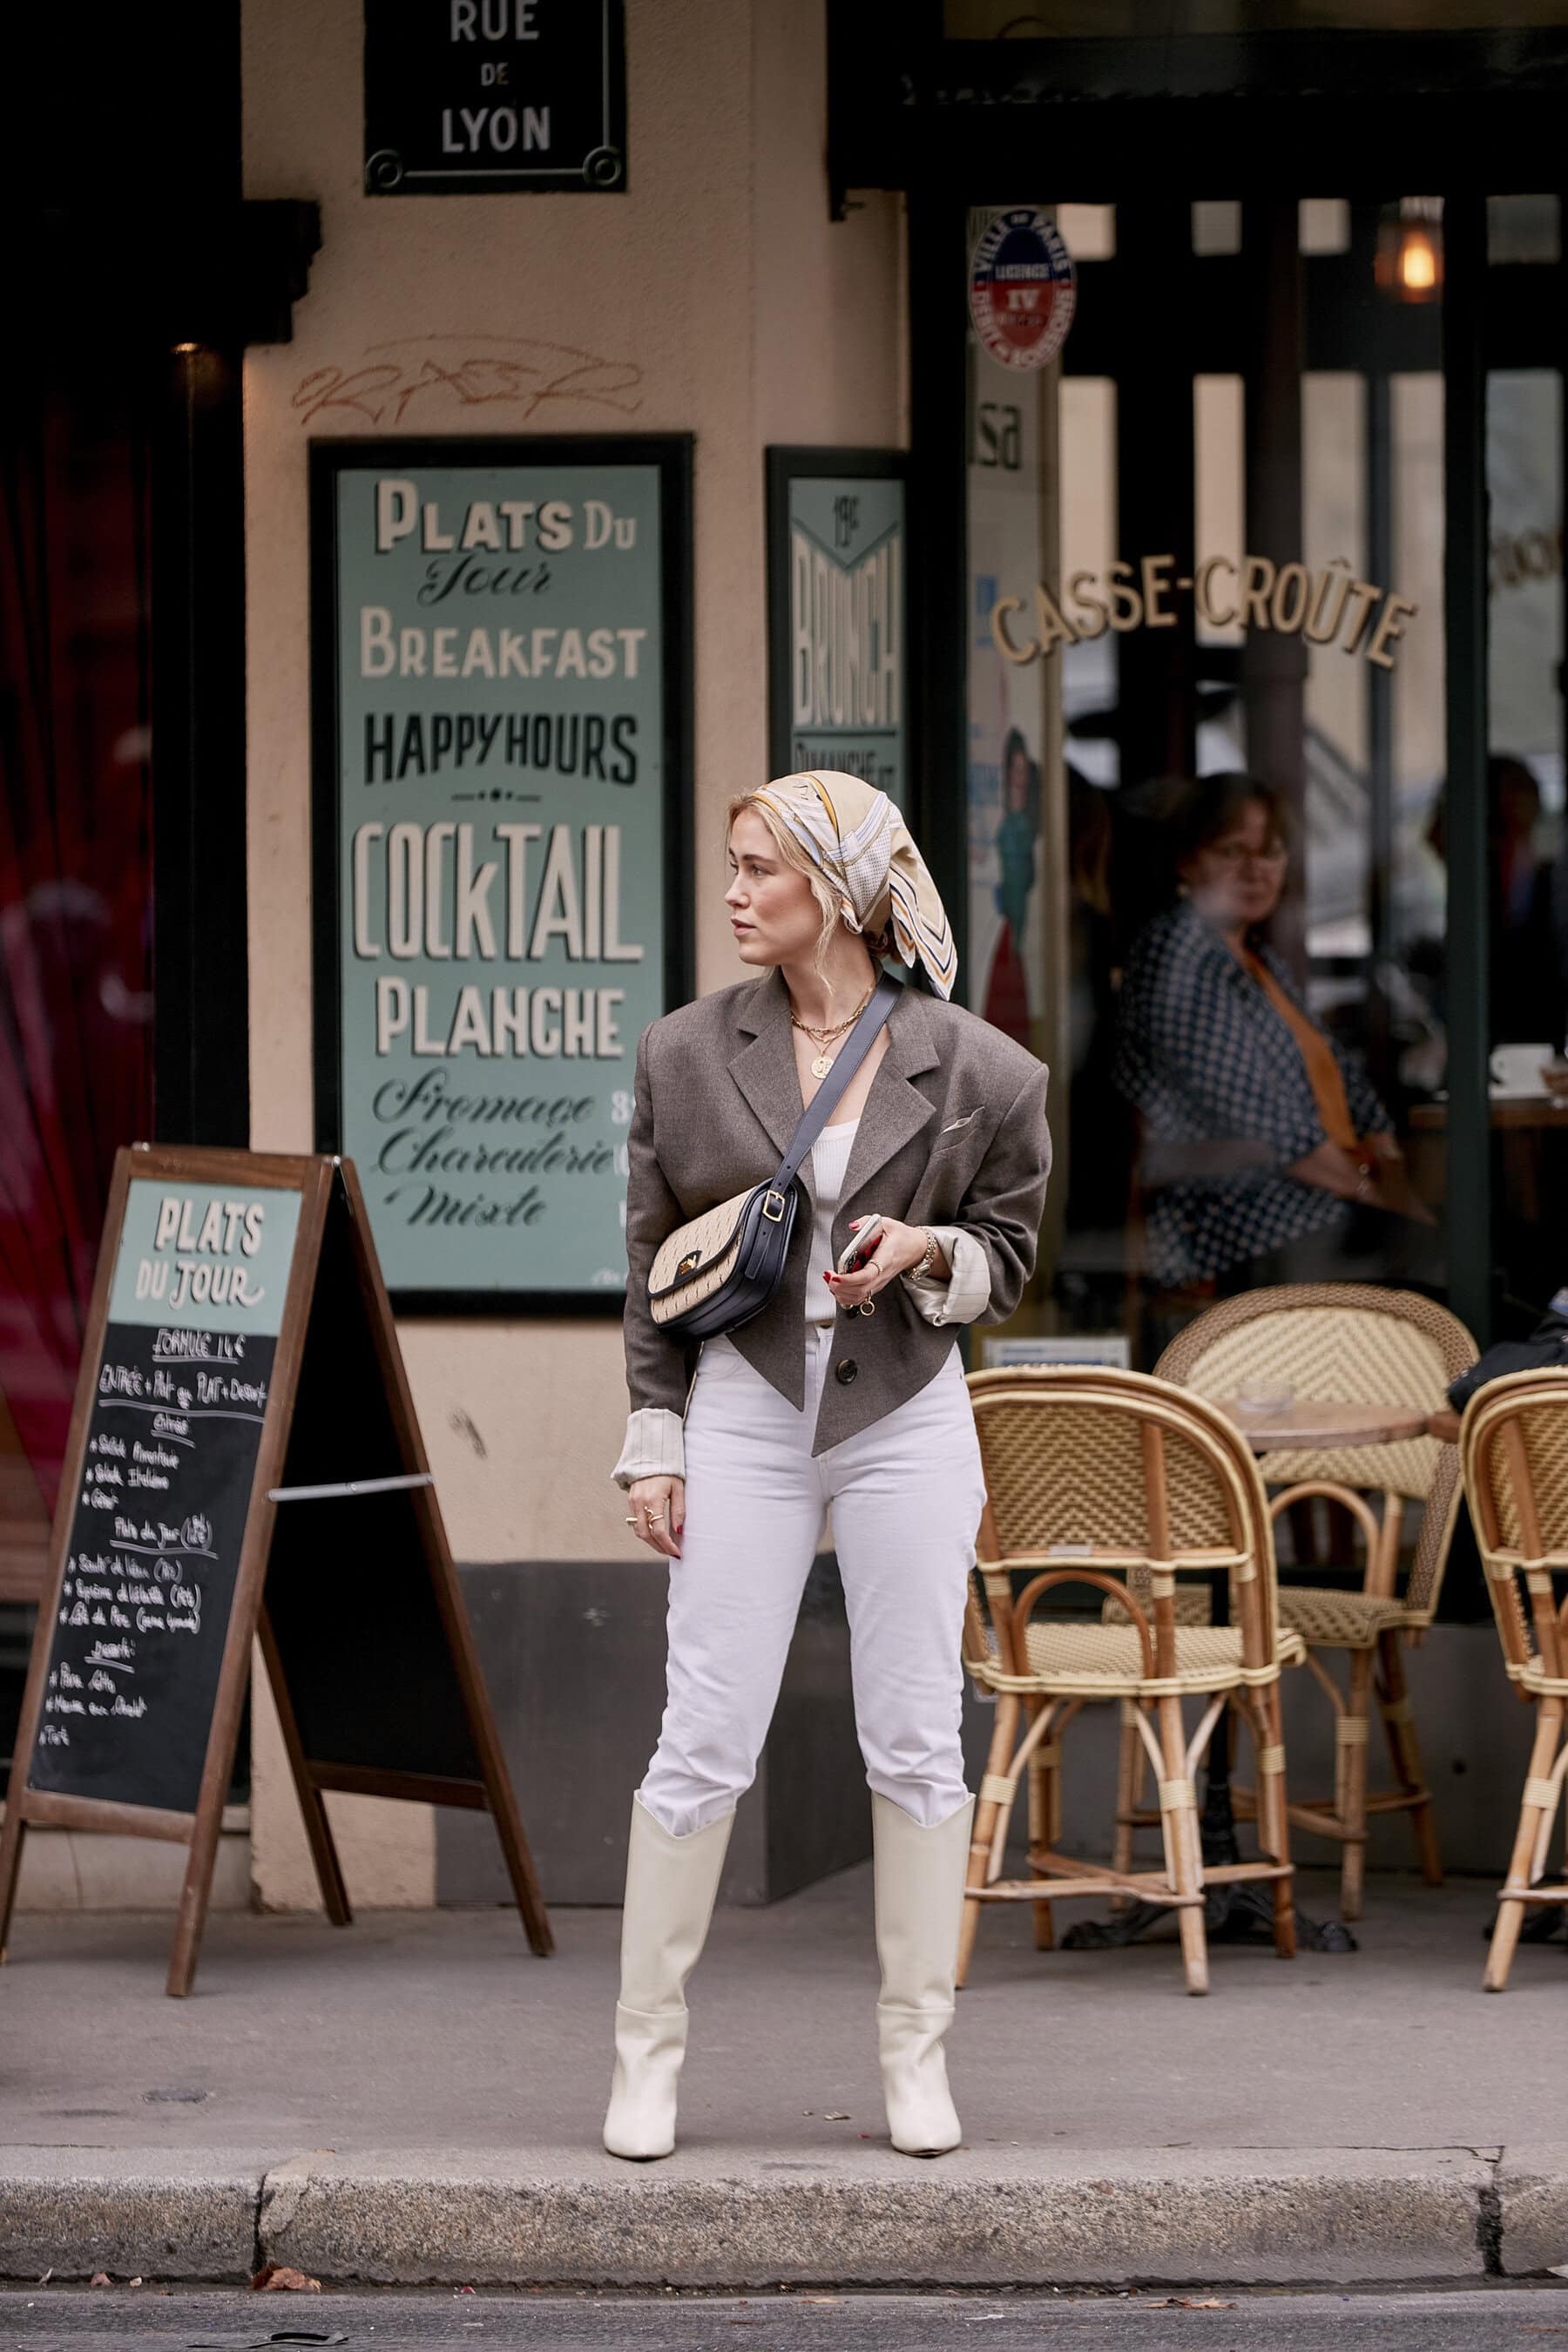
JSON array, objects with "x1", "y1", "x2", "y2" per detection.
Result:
[{"x1": 727, "y1": 792, "x2": 888, "y2": 974}]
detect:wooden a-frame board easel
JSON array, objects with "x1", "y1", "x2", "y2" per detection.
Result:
[{"x1": 0, "y1": 1145, "x2": 552, "y2": 1995}]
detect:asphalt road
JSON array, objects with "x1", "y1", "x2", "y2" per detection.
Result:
[{"x1": 4, "y1": 2285, "x2": 1568, "y2": 2350}]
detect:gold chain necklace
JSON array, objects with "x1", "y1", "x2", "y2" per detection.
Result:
[{"x1": 790, "y1": 983, "x2": 875, "y2": 1080}]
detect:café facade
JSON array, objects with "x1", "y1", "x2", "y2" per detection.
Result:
[{"x1": 3, "y1": 0, "x2": 1565, "y2": 1915}]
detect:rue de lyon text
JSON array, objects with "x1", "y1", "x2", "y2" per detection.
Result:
[{"x1": 436, "y1": 2, "x2": 556, "y2": 155}]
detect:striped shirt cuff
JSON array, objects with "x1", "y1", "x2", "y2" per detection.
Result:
[
  {"x1": 902, "y1": 1227, "x2": 991, "y2": 1327},
  {"x1": 612, "y1": 1407, "x2": 686, "y2": 1490}
]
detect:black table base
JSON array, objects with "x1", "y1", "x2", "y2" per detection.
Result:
[
  {"x1": 1062, "y1": 1775, "x2": 1356, "y2": 1954},
  {"x1": 1062, "y1": 1686, "x2": 1358, "y2": 1957},
  {"x1": 1477, "y1": 1902, "x2": 1566, "y2": 1946}
]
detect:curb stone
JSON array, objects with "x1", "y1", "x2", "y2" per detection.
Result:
[
  {"x1": 0, "y1": 2148, "x2": 264, "y2": 2281},
  {"x1": 257, "y1": 2146, "x2": 336, "y2": 2247},
  {"x1": 1498, "y1": 2146, "x2": 1568, "y2": 2278},
  {"x1": 0, "y1": 2144, "x2": 1524, "y2": 2288},
  {"x1": 263, "y1": 2146, "x2": 1494, "y2": 2288}
]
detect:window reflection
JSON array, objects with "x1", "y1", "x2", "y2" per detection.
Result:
[
  {"x1": 965, "y1": 184, "x2": 1566, "y2": 1362},
  {"x1": 0, "y1": 341, "x2": 154, "y2": 1774},
  {"x1": 1483, "y1": 354, "x2": 1568, "y2": 1320},
  {"x1": 1113, "y1": 774, "x2": 1436, "y2": 1308}
]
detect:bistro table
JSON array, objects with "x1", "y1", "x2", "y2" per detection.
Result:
[
  {"x1": 1222, "y1": 1399, "x2": 1432, "y2": 1449},
  {"x1": 1064, "y1": 1396, "x2": 1433, "y2": 1961}
]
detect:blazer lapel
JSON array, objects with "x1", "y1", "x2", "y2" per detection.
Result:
[
  {"x1": 729, "y1": 969, "x2": 815, "y2": 1203},
  {"x1": 841, "y1": 983, "x2": 939, "y2": 1201}
]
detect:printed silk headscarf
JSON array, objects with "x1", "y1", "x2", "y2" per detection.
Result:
[{"x1": 751, "y1": 771, "x2": 958, "y2": 1001}]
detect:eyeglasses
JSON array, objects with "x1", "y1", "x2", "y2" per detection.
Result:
[{"x1": 1208, "y1": 840, "x2": 1288, "y2": 867}]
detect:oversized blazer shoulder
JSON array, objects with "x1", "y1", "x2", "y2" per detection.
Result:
[{"x1": 623, "y1": 967, "x2": 1052, "y2": 1456}]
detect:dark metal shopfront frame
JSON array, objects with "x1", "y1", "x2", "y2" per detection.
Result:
[{"x1": 837, "y1": 14, "x2": 1568, "y2": 1351}]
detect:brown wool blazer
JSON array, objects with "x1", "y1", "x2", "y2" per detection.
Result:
[{"x1": 623, "y1": 967, "x2": 1053, "y2": 1456}]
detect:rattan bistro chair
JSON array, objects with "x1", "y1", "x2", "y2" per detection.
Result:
[
  {"x1": 1460, "y1": 1371, "x2": 1568, "y2": 1991},
  {"x1": 960, "y1": 1366, "x2": 1301, "y2": 1997},
  {"x1": 1153, "y1": 1286, "x2": 1476, "y2": 1920}
]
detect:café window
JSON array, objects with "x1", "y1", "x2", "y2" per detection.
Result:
[
  {"x1": 964, "y1": 193, "x2": 1566, "y2": 1362},
  {"x1": 0, "y1": 356, "x2": 156, "y2": 1763}
]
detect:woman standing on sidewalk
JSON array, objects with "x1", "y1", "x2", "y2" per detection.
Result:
[{"x1": 606, "y1": 771, "x2": 1051, "y2": 2163}]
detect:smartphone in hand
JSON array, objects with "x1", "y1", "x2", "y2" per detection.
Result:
[{"x1": 836, "y1": 1215, "x2": 887, "y2": 1277}]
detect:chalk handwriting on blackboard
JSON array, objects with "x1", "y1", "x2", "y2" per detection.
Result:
[
  {"x1": 293, "y1": 337, "x2": 644, "y2": 429},
  {"x1": 1, "y1": 1148, "x2": 555, "y2": 1992},
  {"x1": 35, "y1": 1316, "x2": 276, "y2": 1807}
]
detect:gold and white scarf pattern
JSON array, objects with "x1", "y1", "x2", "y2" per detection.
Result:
[{"x1": 751, "y1": 771, "x2": 958, "y2": 1001}]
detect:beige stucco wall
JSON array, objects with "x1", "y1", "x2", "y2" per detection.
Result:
[{"x1": 241, "y1": 0, "x2": 905, "y2": 1906}]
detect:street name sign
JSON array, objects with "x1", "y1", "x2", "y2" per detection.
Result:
[{"x1": 364, "y1": 0, "x2": 628, "y2": 194}]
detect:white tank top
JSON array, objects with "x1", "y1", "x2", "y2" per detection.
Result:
[{"x1": 806, "y1": 1118, "x2": 860, "y2": 1328}]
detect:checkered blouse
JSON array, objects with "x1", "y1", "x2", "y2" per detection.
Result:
[{"x1": 1114, "y1": 899, "x2": 1393, "y2": 1284}]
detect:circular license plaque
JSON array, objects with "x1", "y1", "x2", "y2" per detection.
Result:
[{"x1": 968, "y1": 208, "x2": 1077, "y2": 372}]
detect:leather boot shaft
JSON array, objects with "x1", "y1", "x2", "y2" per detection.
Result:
[
  {"x1": 871, "y1": 1792, "x2": 974, "y2": 2157},
  {"x1": 603, "y1": 1799, "x2": 733, "y2": 2160}
]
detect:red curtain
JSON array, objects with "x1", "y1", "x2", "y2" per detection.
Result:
[{"x1": 0, "y1": 376, "x2": 154, "y2": 1511}]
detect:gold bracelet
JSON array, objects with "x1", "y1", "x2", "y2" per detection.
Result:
[{"x1": 915, "y1": 1227, "x2": 941, "y2": 1279}]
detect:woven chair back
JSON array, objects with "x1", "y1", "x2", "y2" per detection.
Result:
[
  {"x1": 1461, "y1": 1370, "x2": 1568, "y2": 1681},
  {"x1": 1155, "y1": 1283, "x2": 1477, "y2": 1615},
  {"x1": 964, "y1": 1366, "x2": 1286, "y2": 1675}
]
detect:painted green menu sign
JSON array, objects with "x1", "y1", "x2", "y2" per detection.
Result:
[{"x1": 311, "y1": 438, "x2": 691, "y2": 1308}]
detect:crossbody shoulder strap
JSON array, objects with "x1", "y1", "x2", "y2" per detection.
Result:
[{"x1": 770, "y1": 972, "x2": 902, "y2": 1193}]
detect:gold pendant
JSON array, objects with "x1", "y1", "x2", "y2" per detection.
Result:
[{"x1": 811, "y1": 1053, "x2": 833, "y2": 1079}]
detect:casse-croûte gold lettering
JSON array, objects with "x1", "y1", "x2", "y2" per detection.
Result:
[{"x1": 990, "y1": 555, "x2": 1416, "y2": 670}]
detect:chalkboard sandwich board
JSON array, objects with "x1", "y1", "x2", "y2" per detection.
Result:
[{"x1": 0, "y1": 1145, "x2": 551, "y2": 1996}]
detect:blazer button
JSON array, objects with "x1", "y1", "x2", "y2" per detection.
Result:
[{"x1": 835, "y1": 1358, "x2": 859, "y2": 1386}]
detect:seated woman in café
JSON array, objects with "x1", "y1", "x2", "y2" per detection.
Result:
[{"x1": 1114, "y1": 771, "x2": 1433, "y2": 1294}]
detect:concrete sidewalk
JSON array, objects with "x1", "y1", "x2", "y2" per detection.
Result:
[{"x1": 2, "y1": 1868, "x2": 1565, "y2": 2288}]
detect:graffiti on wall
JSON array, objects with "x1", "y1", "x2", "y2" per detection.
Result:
[{"x1": 293, "y1": 335, "x2": 643, "y2": 430}]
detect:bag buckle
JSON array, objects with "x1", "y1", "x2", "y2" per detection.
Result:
[{"x1": 761, "y1": 1190, "x2": 786, "y2": 1222}]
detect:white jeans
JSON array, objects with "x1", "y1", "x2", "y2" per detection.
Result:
[{"x1": 639, "y1": 1325, "x2": 987, "y2": 1838}]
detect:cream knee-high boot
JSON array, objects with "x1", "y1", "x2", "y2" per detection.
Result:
[
  {"x1": 871, "y1": 1792, "x2": 974, "y2": 2158},
  {"x1": 602, "y1": 1797, "x2": 733, "y2": 2161}
]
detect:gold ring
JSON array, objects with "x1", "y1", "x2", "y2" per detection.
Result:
[
  {"x1": 868, "y1": 1260, "x2": 882, "y2": 1277},
  {"x1": 625, "y1": 1516, "x2": 639, "y2": 1526}
]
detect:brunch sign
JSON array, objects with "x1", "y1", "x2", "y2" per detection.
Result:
[
  {"x1": 990, "y1": 554, "x2": 1417, "y2": 670},
  {"x1": 767, "y1": 456, "x2": 908, "y2": 795},
  {"x1": 311, "y1": 439, "x2": 690, "y2": 1307}
]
